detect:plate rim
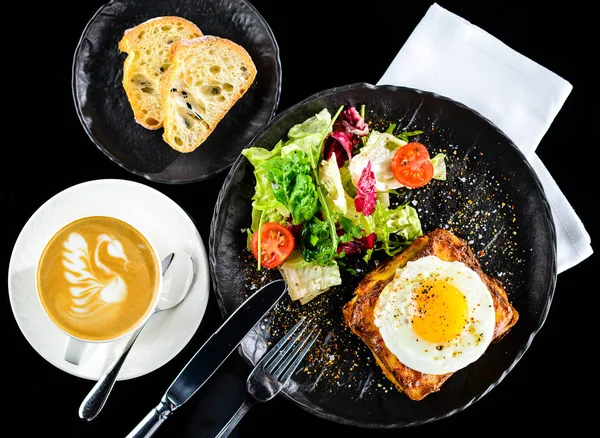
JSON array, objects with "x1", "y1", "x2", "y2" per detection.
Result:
[
  {"x1": 71, "y1": 0, "x2": 283, "y2": 185},
  {"x1": 209, "y1": 81, "x2": 557, "y2": 428}
]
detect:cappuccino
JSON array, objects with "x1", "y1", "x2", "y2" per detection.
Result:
[{"x1": 36, "y1": 216, "x2": 160, "y2": 342}]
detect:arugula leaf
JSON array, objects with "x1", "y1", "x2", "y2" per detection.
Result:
[
  {"x1": 383, "y1": 123, "x2": 424, "y2": 144},
  {"x1": 336, "y1": 214, "x2": 363, "y2": 243},
  {"x1": 397, "y1": 129, "x2": 424, "y2": 143},
  {"x1": 360, "y1": 105, "x2": 368, "y2": 146}
]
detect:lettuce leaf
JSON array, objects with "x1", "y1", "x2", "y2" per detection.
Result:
[
  {"x1": 241, "y1": 142, "x2": 290, "y2": 232},
  {"x1": 288, "y1": 108, "x2": 332, "y2": 139},
  {"x1": 342, "y1": 192, "x2": 374, "y2": 236},
  {"x1": 262, "y1": 149, "x2": 319, "y2": 225},
  {"x1": 372, "y1": 201, "x2": 423, "y2": 256},
  {"x1": 432, "y1": 153, "x2": 447, "y2": 180},
  {"x1": 278, "y1": 253, "x2": 342, "y2": 305},
  {"x1": 283, "y1": 108, "x2": 332, "y2": 162},
  {"x1": 318, "y1": 154, "x2": 347, "y2": 214},
  {"x1": 339, "y1": 164, "x2": 356, "y2": 198},
  {"x1": 349, "y1": 130, "x2": 408, "y2": 192}
]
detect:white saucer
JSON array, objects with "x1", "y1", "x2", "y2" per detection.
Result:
[{"x1": 8, "y1": 178, "x2": 210, "y2": 381}]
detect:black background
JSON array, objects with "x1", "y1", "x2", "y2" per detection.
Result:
[{"x1": 4, "y1": 0, "x2": 596, "y2": 436}]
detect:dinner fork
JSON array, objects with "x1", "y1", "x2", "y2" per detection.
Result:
[{"x1": 215, "y1": 317, "x2": 320, "y2": 438}]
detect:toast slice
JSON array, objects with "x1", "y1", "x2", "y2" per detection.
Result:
[
  {"x1": 342, "y1": 228, "x2": 519, "y2": 401},
  {"x1": 118, "y1": 16, "x2": 203, "y2": 130},
  {"x1": 159, "y1": 35, "x2": 257, "y2": 153}
]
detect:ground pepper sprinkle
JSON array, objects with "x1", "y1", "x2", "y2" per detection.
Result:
[{"x1": 233, "y1": 120, "x2": 526, "y2": 401}]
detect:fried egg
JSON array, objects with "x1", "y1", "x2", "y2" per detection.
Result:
[{"x1": 374, "y1": 255, "x2": 496, "y2": 375}]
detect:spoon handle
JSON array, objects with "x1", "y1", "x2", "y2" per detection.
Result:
[{"x1": 78, "y1": 317, "x2": 152, "y2": 421}]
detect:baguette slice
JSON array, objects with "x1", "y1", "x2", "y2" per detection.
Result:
[
  {"x1": 118, "y1": 16, "x2": 203, "y2": 130},
  {"x1": 160, "y1": 35, "x2": 257, "y2": 153}
]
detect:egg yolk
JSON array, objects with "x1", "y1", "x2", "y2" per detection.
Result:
[{"x1": 411, "y1": 280, "x2": 468, "y2": 344}]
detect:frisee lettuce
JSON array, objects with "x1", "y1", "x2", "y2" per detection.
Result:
[{"x1": 372, "y1": 201, "x2": 422, "y2": 256}]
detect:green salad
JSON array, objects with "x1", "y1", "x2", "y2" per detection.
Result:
[{"x1": 242, "y1": 105, "x2": 446, "y2": 304}]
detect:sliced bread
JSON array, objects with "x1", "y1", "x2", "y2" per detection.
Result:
[
  {"x1": 118, "y1": 16, "x2": 203, "y2": 130},
  {"x1": 159, "y1": 35, "x2": 257, "y2": 153}
]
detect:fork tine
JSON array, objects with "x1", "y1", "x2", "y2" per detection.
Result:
[
  {"x1": 265, "y1": 320, "x2": 312, "y2": 374},
  {"x1": 213, "y1": 318, "x2": 319, "y2": 438},
  {"x1": 261, "y1": 317, "x2": 308, "y2": 373},
  {"x1": 274, "y1": 325, "x2": 319, "y2": 383}
]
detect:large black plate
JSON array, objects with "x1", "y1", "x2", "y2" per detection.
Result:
[
  {"x1": 72, "y1": 0, "x2": 281, "y2": 184},
  {"x1": 209, "y1": 83, "x2": 557, "y2": 428}
]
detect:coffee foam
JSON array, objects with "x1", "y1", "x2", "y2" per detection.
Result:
[
  {"x1": 37, "y1": 216, "x2": 160, "y2": 341},
  {"x1": 62, "y1": 232, "x2": 128, "y2": 317}
]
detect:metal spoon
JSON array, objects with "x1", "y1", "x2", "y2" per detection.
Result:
[{"x1": 78, "y1": 250, "x2": 194, "y2": 421}]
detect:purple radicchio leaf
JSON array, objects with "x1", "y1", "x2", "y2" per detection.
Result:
[{"x1": 354, "y1": 160, "x2": 376, "y2": 216}]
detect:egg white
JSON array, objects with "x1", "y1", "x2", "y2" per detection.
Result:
[{"x1": 374, "y1": 255, "x2": 496, "y2": 375}]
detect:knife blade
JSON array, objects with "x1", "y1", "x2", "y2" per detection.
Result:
[{"x1": 125, "y1": 278, "x2": 287, "y2": 438}]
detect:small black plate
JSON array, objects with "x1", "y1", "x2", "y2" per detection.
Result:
[
  {"x1": 72, "y1": 0, "x2": 281, "y2": 184},
  {"x1": 209, "y1": 83, "x2": 557, "y2": 428}
]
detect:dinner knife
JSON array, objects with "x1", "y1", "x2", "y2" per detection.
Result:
[{"x1": 125, "y1": 278, "x2": 287, "y2": 438}]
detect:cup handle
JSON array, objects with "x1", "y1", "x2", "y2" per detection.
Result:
[{"x1": 65, "y1": 337, "x2": 88, "y2": 365}]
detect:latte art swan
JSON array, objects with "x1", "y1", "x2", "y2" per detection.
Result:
[
  {"x1": 36, "y1": 216, "x2": 160, "y2": 341},
  {"x1": 63, "y1": 233, "x2": 129, "y2": 317}
]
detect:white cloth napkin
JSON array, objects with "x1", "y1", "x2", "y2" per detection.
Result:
[{"x1": 378, "y1": 2, "x2": 592, "y2": 274}]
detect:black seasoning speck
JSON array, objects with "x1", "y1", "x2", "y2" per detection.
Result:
[{"x1": 232, "y1": 114, "x2": 526, "y2": 401}]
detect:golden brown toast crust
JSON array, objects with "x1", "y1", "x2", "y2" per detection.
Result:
[{"x1": 342, "y1": 228, "x2": 519, "y2": 401}]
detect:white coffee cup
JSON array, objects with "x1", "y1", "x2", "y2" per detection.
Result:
[{"x1": 35, "y1": 215, "x2": 164, "y2": 366}]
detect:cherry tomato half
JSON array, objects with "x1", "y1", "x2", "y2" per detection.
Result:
[
  {"x1": 391, "y1": 142, "x2": 434, "y2": 188},
  {"x1": 250, "y1": 222, "x2": 295, "y2": 269}
]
